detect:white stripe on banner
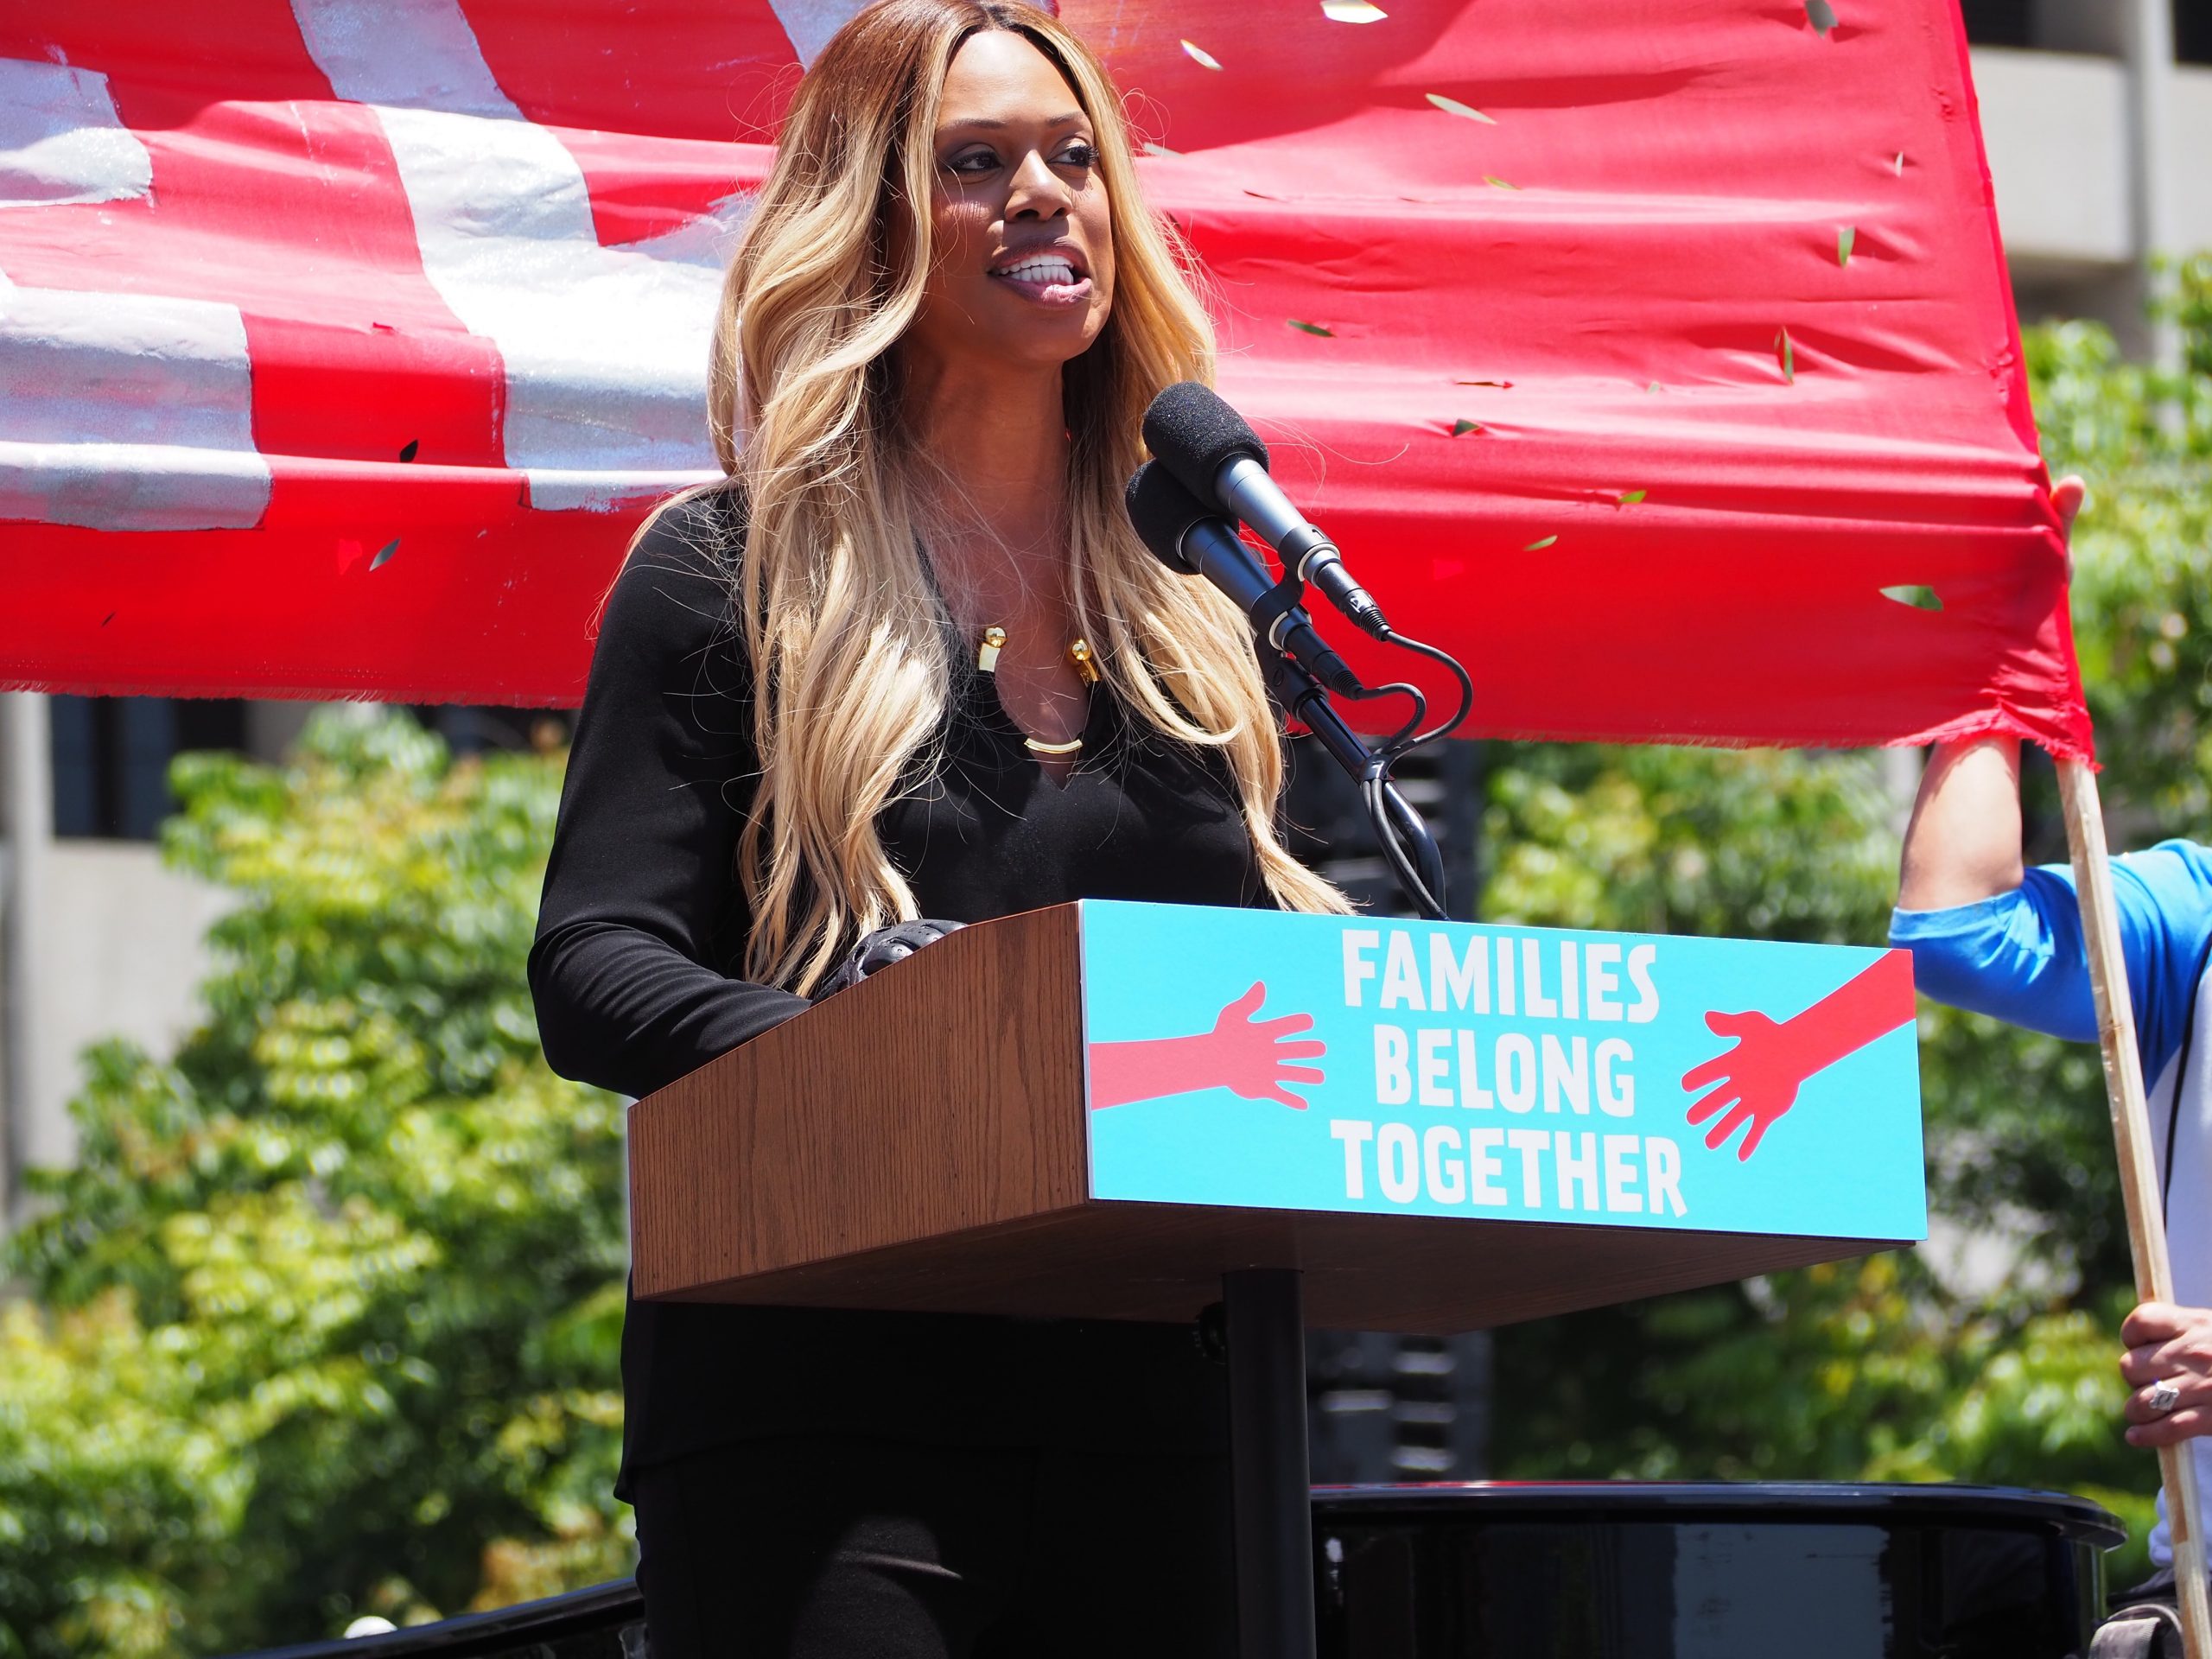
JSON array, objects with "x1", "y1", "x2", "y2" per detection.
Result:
[
  {"x1": 766, "y1": 0, "x2": 874, "y2": 67},
  {"x1": 0, "y1": 268, "x2": 271, "y2": 531},
  {"x1": 290, "y1": 0, "x2": 744, "y2": 511},
  {"x1": 0, "y1": 58, "x2": 152, "y2": 208}
]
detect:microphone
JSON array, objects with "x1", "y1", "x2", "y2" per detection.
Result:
[
  {"x1": 1141, "y1": 381, "x2": 1390, "y2": 639},
  {"x1": 1124, "y1": 461, "x2": 1364, "y2": 699}
]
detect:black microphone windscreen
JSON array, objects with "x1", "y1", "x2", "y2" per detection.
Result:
[
  {"x1": 1123, "y1": 460, "x2": 1211, "y2": 575},
  {"x1": 1141, "y1": 382, "x2": 1268, "y2": 507}
]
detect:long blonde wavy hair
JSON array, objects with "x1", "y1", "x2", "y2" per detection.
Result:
[{"x1": 673, "y1": 0, "x2": 1348, "y2": 992}]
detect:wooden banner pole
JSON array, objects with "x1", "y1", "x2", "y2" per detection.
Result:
[{"x1": 2060, "y1": 757, "x2": 2212, "y2": 1657}]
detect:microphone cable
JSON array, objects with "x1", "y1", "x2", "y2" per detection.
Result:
[
  {"x1": 1365, "y1": 771, "x2": 1447, "y2": 921},
  {"x1": 1334, "y1": 626, "x2": 1474, "y2": 921},
  {"x1": 1376, "y1": 627, "x2": 1474, "y2": 754},
  {"x1": 1282, "y1": 660, "x2": 1455, "y2": 921}
]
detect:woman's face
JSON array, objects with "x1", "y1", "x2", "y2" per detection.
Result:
[{"x1": 902, "y1": 29, "x2": 1116, "y2": 379}]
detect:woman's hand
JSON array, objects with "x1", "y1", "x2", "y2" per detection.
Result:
[
  {"x1": 811, "y1": 919, "x2": 966, "y2": 1001},
  {"x1": 2121, "y1": 1301, "x2": 2212, "y2": 1447}
]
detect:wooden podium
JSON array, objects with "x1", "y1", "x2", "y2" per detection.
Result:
[{"x1": 631, "y1": 900, "x2": 1925, "y2": 1658}]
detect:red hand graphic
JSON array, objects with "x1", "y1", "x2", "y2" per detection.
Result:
[
  {"x1": 1681, "y1": 950, "x2": 1914, "y2": 1161},
  {"x1": 1681, "y1": 1009, "x2": 1807, "y2": 1161},
  {"x1": 1089, "y1": 982, "x2": 1327, "y2": 1110}
]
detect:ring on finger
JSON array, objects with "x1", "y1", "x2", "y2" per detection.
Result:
[{"x1": 2149, "y1": 1380, "x2": 2183, "y2": 1416}]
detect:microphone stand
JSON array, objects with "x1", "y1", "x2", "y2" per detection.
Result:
[
  {"x1": 1217, "y1": 651, "x2": 1452, "y2": 1659},
  {"x1": 1266, "y1": 654, "x2": 1449, "y2": 922}
]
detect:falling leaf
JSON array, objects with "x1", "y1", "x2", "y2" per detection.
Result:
[
  {"x1": 370, "y1": 537, "x2": 400, "y2": 570},
  {"x1": 398, "y1": 437, "x2": 419, "y2": 461},
  {"x1": 1523, "y1": 534, "x2": 1558, "y2": 551},
  {"x1": 1142, "y1": 140, "x2": 1182, "y2": 158},
  {"x1": 1426, "y1": 92, "x2": 1496, "y2": 124},
  {"x1": 1450, "y1": 418, "x2": 1482, "y2": 436},
  {"x1": 1483, "y1": 175, "x2": 1520, "y2": 190},
  {"x1": 1892, "y1": 151, "x2": 1905, "y2": 175},
  {"x1": 1287, "y1": 319, "x2": 1335, "y2": 337},
  {"x1": 1879, "y1": 583, "x2": 1942, "y2": 612},
  {"x1": 1454, "y1": 378, "x2": 1513, "y2": 388},
  {"x1": 1322, "y1": 0, "x2": 1389, "y2": 20},
  {"x1": 1646, "y1": 381, "x2": 1663, "y2": 393},
  {"x1": 1806, "y1": 0, "x2": 1837, "y2": 35},
  {"x1": 1617, "y1": 490, "x2": 1647, "y2": 506},
  {"x1": 1774, "y1": 327, "x2": 1796, "y2": 385},
  {"x1": 1181, "y1": 39, "x2": 1223, "y2": 70},
  {"x1": 1837, "y1": 226, "x2": 1855, "y2": 266}
]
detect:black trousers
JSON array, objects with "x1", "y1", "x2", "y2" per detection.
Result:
[{"x1": 632, "y1": 1437, "x2": 1237, "y2": 1658}]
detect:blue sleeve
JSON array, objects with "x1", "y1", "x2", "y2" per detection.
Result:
[{"x1": 1889, "y1": 840, "x2": 2212, "y2": 1083}]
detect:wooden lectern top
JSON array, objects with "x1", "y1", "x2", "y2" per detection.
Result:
[{"x1": 629, "y1": 901, "x2": 1923, "y2": 1333}]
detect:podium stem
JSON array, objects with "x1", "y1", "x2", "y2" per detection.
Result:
[{"x1": 1224, "y1": 1268, "x2": 1317, "y2": 1659}]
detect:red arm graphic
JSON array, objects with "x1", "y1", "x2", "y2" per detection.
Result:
[
  {"x1": 1681, "y1": 948, "x2": 1915, "y2": 1161},
  {"x1": 1089, "y1": 982, "x2": 1326, "y2": 1111}
]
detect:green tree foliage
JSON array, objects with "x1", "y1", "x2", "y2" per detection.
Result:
[
  {"x1": 1489, "y1": 254, "x2": 2212, "y2": 1583},
  {"x1": 0, "y1": 714, "x2": 629, "y2": 1659},
  {"x1": 1481, "y1": 743, "x2": 2152, "y2": 1561},
  {"x1": 2035, "y1": 257, "x2": 2212, "y2": 827}
]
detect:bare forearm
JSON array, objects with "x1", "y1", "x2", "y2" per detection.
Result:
[
  {"x1": 1896, "y1": 476, "x2": 2081, "y2": 915},
  {"x1": 1897, "y1": 737, "x2": 2025, "y2": 911}
]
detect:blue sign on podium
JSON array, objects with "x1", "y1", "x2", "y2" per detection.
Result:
[{"x1": 1079, "y1": 901, "x2": 1924, "y2": 1243}]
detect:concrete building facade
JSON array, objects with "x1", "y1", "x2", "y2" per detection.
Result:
[{"x1": 1968, "y1": 0, "x2": 2212, "y2": 361}]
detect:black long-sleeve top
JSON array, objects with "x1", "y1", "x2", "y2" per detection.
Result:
[{"x1": 529, "y1": 490, "x2": 1270, "y2": 1487}]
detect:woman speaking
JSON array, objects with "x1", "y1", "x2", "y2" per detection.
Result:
[{"x1": 530, "y1": 1, "x2": 1347, "y2": 1649}]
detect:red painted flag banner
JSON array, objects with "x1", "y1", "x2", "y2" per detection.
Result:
[{"x1": 0, "y1": 0, "x2": 2088, "y2": 757}]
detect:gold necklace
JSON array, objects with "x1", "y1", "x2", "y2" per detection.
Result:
[{"x1": 977, "y1": 626, "x2": 1100, "y2": 755}]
